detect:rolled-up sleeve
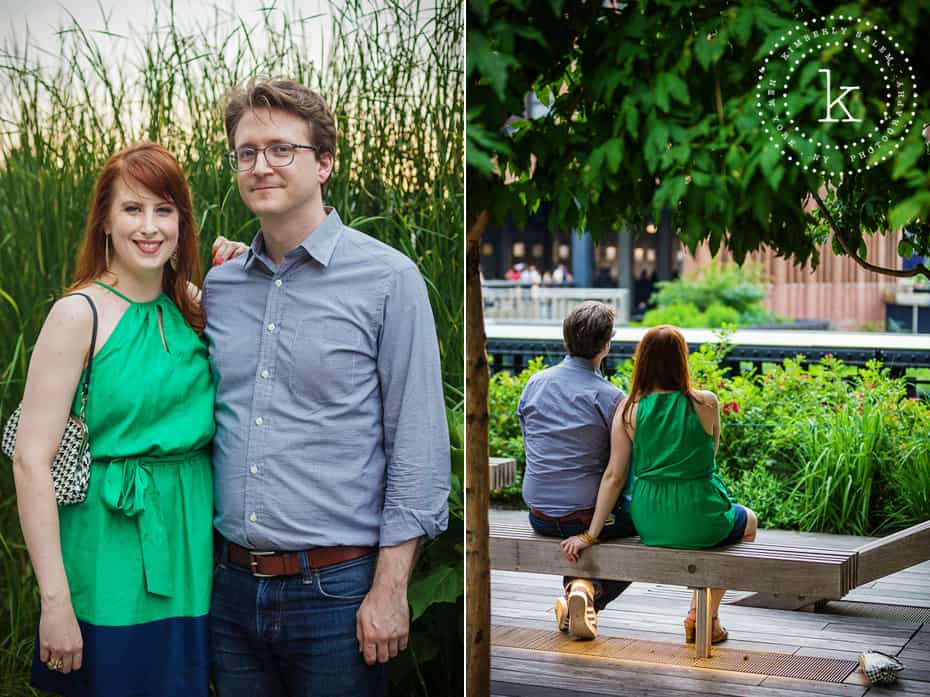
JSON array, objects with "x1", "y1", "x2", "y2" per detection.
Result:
[{"x1": 377, "y1": 264, "x2": 450, "y2": 547}]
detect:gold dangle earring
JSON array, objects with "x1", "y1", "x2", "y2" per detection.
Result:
[
  {"x1": 170, "y1": 240, "x2": 179, "y2": 271},
  {"x1": 105, "y1": 234, "x2": 111, "y2": 269}
]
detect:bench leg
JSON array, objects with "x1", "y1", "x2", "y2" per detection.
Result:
[{"x1": 693, "y1": 587, "x2": 712, "y2": 659}]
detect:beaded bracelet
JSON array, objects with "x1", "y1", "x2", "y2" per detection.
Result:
[{"x1": 580, "y1": 530, "x2": 599, "y2": 546}]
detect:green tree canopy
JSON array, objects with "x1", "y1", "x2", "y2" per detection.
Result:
[{"x1": 467, "y1": 0, "x2": 930, "y2": 275}]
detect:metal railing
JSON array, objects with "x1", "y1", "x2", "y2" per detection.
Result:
[{"x1": 482, "y1": 283, "x2": 631, "y2": 323}]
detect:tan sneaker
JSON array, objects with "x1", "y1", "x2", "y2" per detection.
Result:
[
  {"x1": 567, "y1": 579, "x2": 598, "y2": 640},
  {"x1": 554, "y1": 596, "x2": 569, "y2": 632}
]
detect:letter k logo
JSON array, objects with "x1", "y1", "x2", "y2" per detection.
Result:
[{"x1": 818, "y1": 69, "x2": 863, "y2": 123}]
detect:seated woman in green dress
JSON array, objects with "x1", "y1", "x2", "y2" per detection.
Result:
[
  {"x1": 11, "y1": 142, "x2": 245, "y2": 696},
  {"x1": 561, "y1": 324, "x2": 758, "y2": 644}
]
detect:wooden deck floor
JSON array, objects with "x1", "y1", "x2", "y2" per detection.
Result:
[{"x1": 490, "y1": 510, "x2": 930, "y2": 697}]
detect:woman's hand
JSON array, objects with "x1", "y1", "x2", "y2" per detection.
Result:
[
  {"x1": 212, "y1": 236, "x2": 249, "y2": 265},
  {"x1": 38, "y1": 596, "x2": 83, "y2": 674},
  {"x1": 560, "y1": 535, "x2": 593, "y2": 563}
]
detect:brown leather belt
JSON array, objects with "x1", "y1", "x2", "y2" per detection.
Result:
[
  {"x1": 224, "y1": 539, "x2": 375, "y2": 577},
  {"x1": 530, "y1": 507, "x2": 595, "y2": 525}
]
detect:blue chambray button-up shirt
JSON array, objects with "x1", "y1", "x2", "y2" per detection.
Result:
[
  {"x1": 518, "y1": 355, "x2": 630, "y2": 517},
  {"x1": 203, "y1": 208, "x2": 450, "y2": 550}
]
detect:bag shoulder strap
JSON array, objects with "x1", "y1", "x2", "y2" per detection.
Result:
[{"x1": 63, "y1": 292, "x2": 98, "y2": 420}]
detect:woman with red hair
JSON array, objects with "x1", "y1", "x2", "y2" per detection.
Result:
[
  {"x1": 11, "y1": 142, "x2": 244, "y2": 696},
  {"x1": 561, "y1": 325, "x2": 757, "y2": 644}
]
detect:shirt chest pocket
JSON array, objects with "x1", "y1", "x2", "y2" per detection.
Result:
[{"x1": 288, "y1": 317, "x2": 368, "y2": 412}]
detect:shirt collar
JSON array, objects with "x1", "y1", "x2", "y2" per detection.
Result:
[
  {"x1": 563, "y1": 355, "x2": 599, "y2": 373},
  {"x1": 243, "y1": 207, "x2": 344, "y2": 271},
  {"x1": 298, "y1": 207, "x2": 343, "y2": 267}
]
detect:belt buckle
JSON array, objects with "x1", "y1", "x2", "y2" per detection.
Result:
[{"x1": 248, "y1": 550, "x2": 276, "y2": 578}]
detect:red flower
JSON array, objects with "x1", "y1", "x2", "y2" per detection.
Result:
[
  {"x1": 722, "y1": 401, "x2": 739, "y2": 415},
  {"x1": 824, "y1": 353, "x2": 833, "y2": 359}
]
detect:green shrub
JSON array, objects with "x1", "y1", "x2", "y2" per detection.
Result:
[
  {"x1": 652, "y1": 262, "x2": 766, "y2": 314},
  {"x1": 641, "y1": 261, "x2": 782, "y2": 328},
  {"x1": 641, "y1": 302, "x2": 705, "y2": 327},
  {"x1": 488, "y1": 358, "x2": 547, "y2": 501},
  {"x1": 703, "y1": 302, "x2": 741, "y2": 328}
]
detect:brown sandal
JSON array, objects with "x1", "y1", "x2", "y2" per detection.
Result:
[
  {"x1": 683, "y1": 615, "x2": 728, "y2": 644},
  {"x1": 554, "y1": 596, "x2": 569, "y2": 632}
]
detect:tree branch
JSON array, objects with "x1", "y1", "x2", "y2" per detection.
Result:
[
  {"x1": 810, "y1": 189, "x2": 930, "y2": 280},
  {"x1": 468, "y1": 209, "x2": 489, "y2": 246}
]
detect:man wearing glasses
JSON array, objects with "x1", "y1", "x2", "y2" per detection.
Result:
[
  {"x1": 517, "y1": 301, "x2": 635, "y2": 640},
  {"x1": 202, "y1": 78, "x2": 450, "y2": 697}
]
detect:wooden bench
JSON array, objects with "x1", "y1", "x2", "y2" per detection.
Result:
[
  {"x1": 489, "y1": 457, "x2": 517, "y2": 489},
  {"x1": 489, "y1": 519, "x2": 930, "y2": 658}
]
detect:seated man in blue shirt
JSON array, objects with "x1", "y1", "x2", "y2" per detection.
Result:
[
  {"x1": 203, "y1": 78, "x2": 450, "y2": 697},
  {"x1": 518, "y1": 301, "x2": 635, "y2": 640}
]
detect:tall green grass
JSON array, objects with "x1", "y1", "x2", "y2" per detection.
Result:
[
  {"x1": 793, "y1": 407, "x2": 884, "y2": 536},
  {"x1": 0, "y1": 2, "x2": 462, "y2": 694}
]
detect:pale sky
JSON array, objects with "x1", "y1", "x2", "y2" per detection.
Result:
[{"x1": 0, "y1": 0, "x2": 332, "y2": 66}]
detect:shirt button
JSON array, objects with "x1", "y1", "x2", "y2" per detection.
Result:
[
  {"x1": 255, "y1": 417, "x2": 264, "y2": 425},
  {"x1": 249, "y1": 512, "x2": 257, "y2": 522},
  {"x1": 267, "y1": 322, "x2": 276, "y2": 332},
  {"x1": 260, "y1": 370, "x2": 269, "y2": 379},
  {"x1": 274, "y1": 279, "x2": 282, "y2": 287},
  {"x1": 250, "y1": 465, "x2": 258, "y2": 475}
]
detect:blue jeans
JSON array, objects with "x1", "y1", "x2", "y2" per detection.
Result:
[
  {"x1": 528, "y1": 502, "x2": 637, "y2": 612},
  {"x1": 210, "y1": 548, "x2": 387, "y2": 697}
]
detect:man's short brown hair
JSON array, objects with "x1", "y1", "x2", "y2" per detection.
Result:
[
  {"x1": 224, "y1": 78, "x2": 337, "y2": 158},
  {"x1": 563, "y1": 301, "x2": 616, "y2": 359}
]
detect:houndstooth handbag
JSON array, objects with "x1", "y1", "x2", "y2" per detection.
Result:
[
  {"x1": 859, "y1": 650, "x2": 905, "y2": 685},
  {"x1": 2, "y1": 292, "x2": 97, "y2": 505}
]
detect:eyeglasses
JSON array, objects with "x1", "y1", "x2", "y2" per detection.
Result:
[{"x1": 225, "y1": 143, "x2": 319, "y2": 172}]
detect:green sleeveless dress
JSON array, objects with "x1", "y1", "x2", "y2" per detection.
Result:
[
  {"x1": 32, "y1": 281, "x2": 216, "y2": 697},
  {"x1": 628, "y1": 391, "x2": 736, "y2": 549}
]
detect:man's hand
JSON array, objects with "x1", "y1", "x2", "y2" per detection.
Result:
[
  {"x1": 211, "y1": 236, "x2": 249, "y2": 265},
  {"x1": 356, "y1": 581, "x2": 410, "y2": 665},
  {"x1": 355, "y1": 538, "x2": 419, "y2": 665}
]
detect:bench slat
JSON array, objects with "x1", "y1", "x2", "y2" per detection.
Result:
[
  {"x1": 855, "y1": 520, "x2": 930, "y2": 585},
  {"x1": 490, "y1": 527, "x2": 853, "y2": 562},
  {"x1": 491, "y1": 523, "x2": 852, "y2": 559},
  {"x1": 490, "y1": 523, "x2": 855, "y2": 598}
]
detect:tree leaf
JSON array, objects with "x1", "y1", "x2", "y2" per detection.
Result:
[
  {"x1": 408, "y1": 566, "x2": 464, "y2": 621},
  {"x1": 606, "y1": 138, "x2": 624, "y2": 173},
  {"x1": 655, "y1": 72, "x2": 690, "y2": 113},
  {"x1": 888, "y1": 193, "x2": 930, "y2": 231},
  {"x1": 691, "y1": 170, "x2": 714, "y2": 187},
  {"x1": 625, "y1": 104, "x2": 639, "y2": 138},
  {"x1": 892, "y1": 142, "x2": 925, "y2": 180},
  {"x1": 695, "y1": 31, "x2": 725, "y2": 70},
  {"x1": 644, "y1": 122, "x2": 669, "y2": 172}
]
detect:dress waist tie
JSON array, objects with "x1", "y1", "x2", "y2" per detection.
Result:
[{"x1": 99, "y1": 450, "x2": 205, "y2": 598}]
